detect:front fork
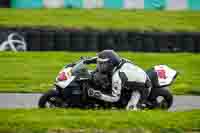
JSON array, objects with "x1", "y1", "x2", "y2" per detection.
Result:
[{"x1": 50, "y1": 85, "x2": 67, "y2": 107}]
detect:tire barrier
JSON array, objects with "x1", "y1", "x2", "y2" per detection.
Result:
[
  {"x1": 193, "y1": 33, "x2": 200, "y2": 53},
  {"x1": 0, "y1": 27, "x2": 200, "y2": 52},
  {"x1": 26, "y1": 29, "x2": 41, "y2": 51},
  {"x1": 156, "y1": 32, "x2": 181, "y2": 52},
  {"x1": 165, "y1": 33, "x2": 179, "y2": 52},
  {"x1": 84, "y1": 31, "x2": 98, "y2": 51},
  {"x1": 156, "y1": 33, "x2": 170, "y2": 52},
  {"x1": 128, "y1": 32, "x2": 144, "y2": 52},
  {"x1": 54, "y1": 30, "x2": 70, "y2": 51},
  {"x1": 0, "y1": 0, "x2": 10, "y2": 8},
  {"x1": 70, "y1": 31, "x2": 85, "y2": 51},
  {"x1": 0, "y1": 29, "x2": 9, "y2": 45},
  {"x1": 98, "y1": 31, "x2": 116, "y2": 51},
  {"x1": 143, "y1": 33, "x2": 156, "y2": 52},
  {"x1": 115, "y1": 31, "x2": 129, "y2": 51},
  {"x1": 40, "y1": 29, "x2": 55, "y2": 51},
  {"x1": 181, "y1": 33, "x2": 194, "y2": 52}
]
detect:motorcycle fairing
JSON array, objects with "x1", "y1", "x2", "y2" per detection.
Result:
[
  {"x1": 55, "y1": 76, "x2": 76, "y2": 89},
  {"x1": 154, "y1": 65, "x2": 177, "y2": 87}
]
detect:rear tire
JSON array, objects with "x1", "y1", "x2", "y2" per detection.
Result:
[
  {"x1": 38, "y1": 90, "x2": 62, "y2": 108},
  {"x1": 149, "y1": 87, "x2": 173, "y2": 110}
]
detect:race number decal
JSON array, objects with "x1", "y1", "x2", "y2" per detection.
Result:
[
  {"x1": 154, "y1": 65, "x2": 177, "y2": 86},
  {"x1": 156, "y1": 67, "x2": 167, "y2": 79}
]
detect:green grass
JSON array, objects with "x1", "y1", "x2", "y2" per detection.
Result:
[
  {"x1": 0, "y1": 52, "x2": 199, "y2": 95},
  {"x1": 0, "y1": 9, "x2": 200, "y2": 31},
  {"x1": 0, "y1": 109, "x2": 199, "y2": 133}
]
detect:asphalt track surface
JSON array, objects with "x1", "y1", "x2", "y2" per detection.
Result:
[{"x1": 0, "y1": 93, "x2": 200, "y2": 111}]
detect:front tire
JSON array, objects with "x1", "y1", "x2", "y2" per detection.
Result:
[
  {"x1": 149, "y1": 87, "x2": 173, "y2": 110},
  {"x1": 38, "y1": 90, "x2": 62, "y2": 108}
]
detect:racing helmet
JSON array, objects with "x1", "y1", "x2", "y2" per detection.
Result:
[{"x1": 97, "y1": 50, "x2": 121, "y2": 73}]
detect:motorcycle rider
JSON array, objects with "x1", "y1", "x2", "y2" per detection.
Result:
[{"x1": 84, "y1": 50, "x2": 151, "y2": 110}]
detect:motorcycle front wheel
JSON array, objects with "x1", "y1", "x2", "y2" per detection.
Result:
[
  {"x1": 149, "y1": 87, "x2": 173, "y2": 110},
  {"x1": 38, "y1": 89, "x2": 63, "y2": 108}
]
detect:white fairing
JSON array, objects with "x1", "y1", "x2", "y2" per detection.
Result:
[
  {"x1": 55, "y1": 76, "x2": 76, "y2": 89},
  {"x1": 154, "y1": 65, "x2": 177, "y2": 86},
  {"x1": 120, "y1": 63, "x2": 147, "y2": 83}
]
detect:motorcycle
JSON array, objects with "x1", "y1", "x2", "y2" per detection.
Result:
[{"x1": 38, "y1": 57, "x2": 178, "y2": 110}]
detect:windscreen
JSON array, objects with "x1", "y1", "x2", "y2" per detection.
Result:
[{"x1": 71, "y1": 60, "x2": 86, "y2": 74}]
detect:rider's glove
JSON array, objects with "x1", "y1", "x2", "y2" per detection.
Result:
[{"x1": 88, "y1": 88, "x2": 101, "y2": 98}]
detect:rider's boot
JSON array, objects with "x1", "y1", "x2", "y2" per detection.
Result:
[{"x1": 126, "y1": 90, "x2": 141, "y2": 111}]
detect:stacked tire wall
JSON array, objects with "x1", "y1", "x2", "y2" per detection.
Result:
[
  {"x1": 0, "y1": 0, "x2": 10, "y2": 7},
  {"x1": 0, "y1": 27, "x2": 200, "y2": 52}
]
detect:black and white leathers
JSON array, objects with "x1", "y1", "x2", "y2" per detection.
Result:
[{"x1": 88, "y1": 59, "x2": 150, "y2": 110}]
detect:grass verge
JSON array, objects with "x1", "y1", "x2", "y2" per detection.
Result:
[
  {"x1": 0, "y1": 52, "x2": 199, "y2": 95},
  {"x1": 0, "y1": 9, "x2": 200, "y2": 31},
  {"x1": 0, "y1": 109, "x2": 199, "y2": 133}
]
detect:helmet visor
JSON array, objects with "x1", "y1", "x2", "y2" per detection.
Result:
[
  {"x1": 97, "y1": 58, "x2": 112, "y2": 73},
  {"x1": 97, "y1": 57, "x2": 109, "y2": 62}
]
